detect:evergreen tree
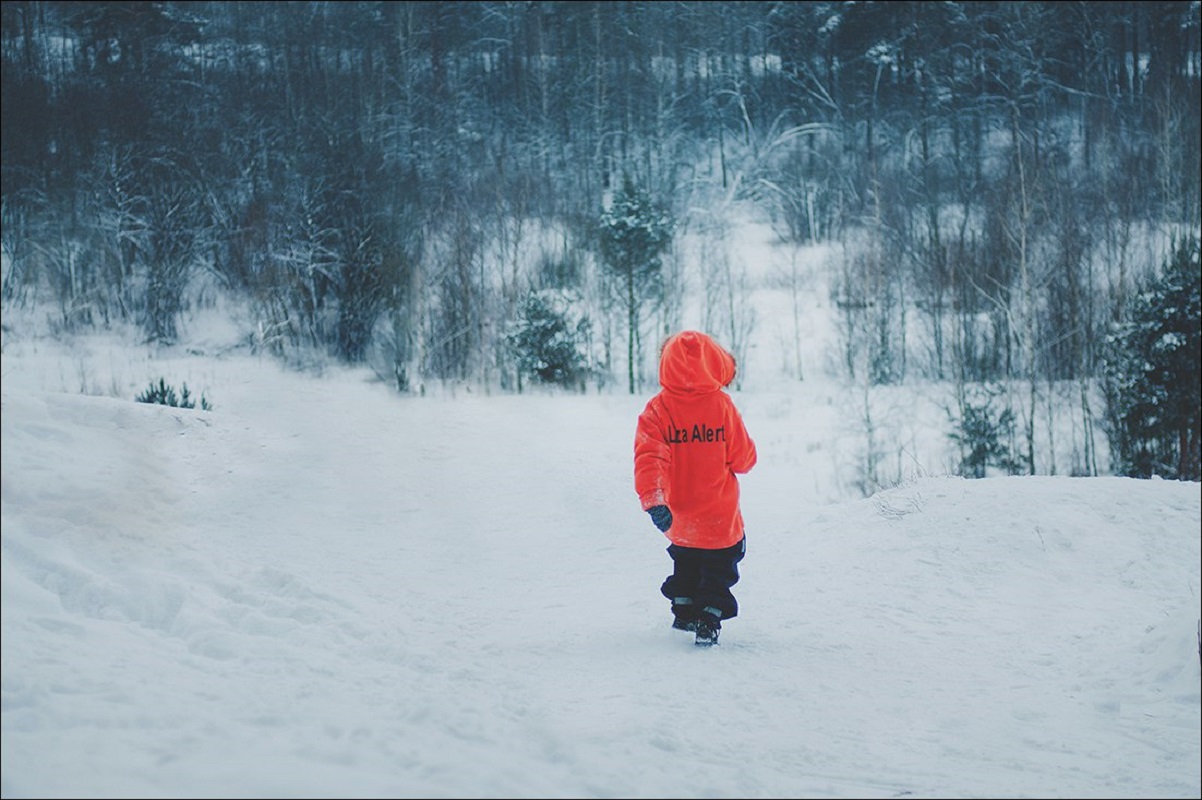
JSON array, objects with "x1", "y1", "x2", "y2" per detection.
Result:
[
  {"x1": 1104, "y1": 236, "x2": 1201, "y2": 481},
  {"x1": 948, "y1": 383, "x2": 1023, "y2": 479},
  {"x1": 505, "y1": 289, "x2": 595, "y2": 391},
  {"x1": 597, "y1": 175, "x2": 674, "y2": 395}
]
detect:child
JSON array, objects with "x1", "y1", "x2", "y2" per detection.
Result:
[{"x1": 633, "y1": 330, "x2": 758, "y2": 646}]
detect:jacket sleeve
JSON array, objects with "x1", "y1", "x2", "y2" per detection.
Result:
[
  {"x1": 725, "y1": 401, "x2": 757, "y2": 475},
  {"x1": 633, "y1": 399, "x2": 672, "y2": 510}
]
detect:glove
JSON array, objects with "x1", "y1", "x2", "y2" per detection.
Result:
[{"x1": 647, "y1": 505, "x2": 673, "y2": 532}]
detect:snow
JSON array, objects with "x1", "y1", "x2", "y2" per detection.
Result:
[
  {"x1": 2, "y1": 315, "x2": 1199, "y2": 799},
  {"x1": 2, "y1": 214, "x2": 1200, "y2": 799}
]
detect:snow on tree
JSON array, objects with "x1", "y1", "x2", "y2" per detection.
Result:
[
  {"x1": 597, "y1": 174, "x2": 674, "y2": 395},
  {"x1": 505, "y1": 289, "x2": 596, "y2": 391},
  {"x1": 1104, "y1": 235, "x2": 1201, "y2": 481}
]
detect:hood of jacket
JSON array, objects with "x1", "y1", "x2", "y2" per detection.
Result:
[{"x1": 658, "y1": 330, "x2": 735, "y2": 394}]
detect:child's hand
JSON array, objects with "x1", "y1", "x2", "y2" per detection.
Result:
[{"x1": 647, "y1": 505, "x2": 673, "y2": 532}]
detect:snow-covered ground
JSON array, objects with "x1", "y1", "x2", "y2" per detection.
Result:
[{"x1": 2, "y1": 309, "x2": 1199, "y2": 798}]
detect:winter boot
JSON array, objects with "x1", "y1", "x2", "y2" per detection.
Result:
[
  {"x1": 671, "y1": 615, "x2": 697, "y2": 632},
  {"x1": 694, "y1": 607, "x2": 722, "y2": 647},
  {"x1": 671, "y1": 597, "x2": 697, "y2": 632}
]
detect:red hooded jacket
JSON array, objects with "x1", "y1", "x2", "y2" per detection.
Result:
[{"x1": 633, "y1": 330, "x2": 757, "y2": 549}]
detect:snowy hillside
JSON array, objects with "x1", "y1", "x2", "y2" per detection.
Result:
[{"x1": 2, "y1": 327, "x2": 1199, "y2": 799}]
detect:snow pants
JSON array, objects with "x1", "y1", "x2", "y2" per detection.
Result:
[{"x1": 660, "y1": 536, "x2": 746, "y2": 622}]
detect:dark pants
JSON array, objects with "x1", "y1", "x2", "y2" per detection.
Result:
[{"x1": 660, "y1": 537, "x2": 746, "y2": 622}]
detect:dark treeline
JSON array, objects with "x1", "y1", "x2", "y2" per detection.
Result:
[{"x1": 1, "y1": 1, "x2": 1199, "y2": 478}]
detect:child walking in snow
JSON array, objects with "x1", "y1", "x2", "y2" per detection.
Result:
[{"x1": 633, "y1": 330, "x2": 758, "y2": 646}]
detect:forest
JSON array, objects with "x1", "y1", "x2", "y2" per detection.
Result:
[{"x1": 1, "y1": 1, "x2": 1199, "y2": 482}]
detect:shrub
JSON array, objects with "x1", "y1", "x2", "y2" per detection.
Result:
[
  {"x1": 949, "y1": 383, "x2": 1022, "y2": 478},
  {"x1": 505, "y1": 289, "x2": 596, "y2": 390},
  {"x1": 135, "y1": 378, "x2": 212, "y2": 411}
]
